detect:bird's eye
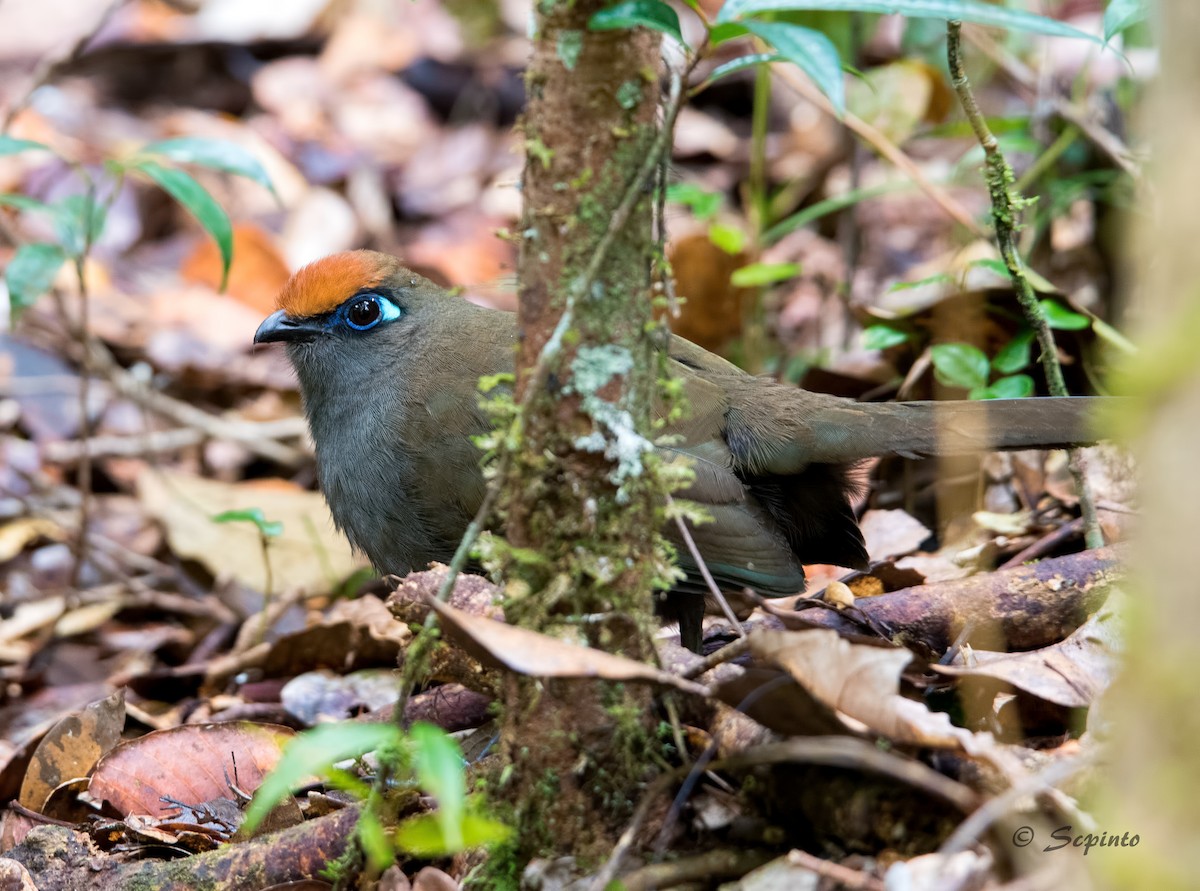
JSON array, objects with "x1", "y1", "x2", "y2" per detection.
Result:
[{"x1": 346, "y1": 297, "x2": 382, "y2": 330}]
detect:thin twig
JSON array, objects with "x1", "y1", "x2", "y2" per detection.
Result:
[
  {"x1": 773, "y1": 65, "x2": 989, "y2": 238},
  {"x1": 938, "y1": 756, "x2": 1087, "y2": 857},
  {"x1": 2, "y1": 0, "x2": 129, "y2": 130},
  {"x1": 668, "y1": 496, "x2": 745, "y2": 637},
  {"x1": 946, "y1": 21, "x2": 1102, "y2": 551}
]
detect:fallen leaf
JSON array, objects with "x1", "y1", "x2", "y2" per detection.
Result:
[
  {"x1": 18, "y1": 689, "x2": 125, "y2": 812},
  {"x1": 138, "y1": 468, "x2": 364, "y2": 594}
]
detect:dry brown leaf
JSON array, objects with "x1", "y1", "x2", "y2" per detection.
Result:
[
  {"x1": 87, "y1": 722, "x2": 295, "y2": 818},
  {"x1": 858, "y1": 508, "x2": 931, "y2": 562},
  {"x1": 428, "y1": 598, "x2": 709, "y2": 697},
  {"x1": 749, "y1": 628, "x2": 991, "y2": 752},
  {"x1": 18, "y1": 689, "x2": 125, "y2": 813},
  {"x1": 181, "y1": 223, "x2": 291, "y2": 315},
  {"x1": 934, "y1": 593, "x2": 1123, "y2": 708},
  {"x1": 138, "y1": 468, "x2": 364, "y2": 593}
]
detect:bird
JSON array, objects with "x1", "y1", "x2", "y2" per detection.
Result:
[{"x1": 254, "y1": 250, "x2": 1102, "y2": 652}]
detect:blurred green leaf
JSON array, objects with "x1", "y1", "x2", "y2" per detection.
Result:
[
  {"x1": 0, "y1": 193, "x2": 53, "y2": 213},
  {"x1": 5, "y1": 242, "x2": 66, "y2": 312},
  {"x1": 708, "y1": 222, "x2": 747, "y2": 254},
  {"x1": 243, "y1": 723, "x2": 404, "y2": 833},
  {"x1": 139, "y1": 137, "x2": 277, "y2": 197},
  {"x1": 969, "y1": 257, "x2": 1057, "y2": 293},
  {"x1": 0, "y1": 135, "x2": 51, "y2": 156},
  {"x1": 700, "y1": 53, "x2": 781, "y2": 89},
  {"x1": 666, "y1": 182, "x2": 722, "y2": 220},
  {"x1": 212, "y1": 508, "x2": 284, "y2": 538},
  {"x1": 1038, "y1": 299, "x2": 1092, "y2": 330},
  {"x1": 863, "y1": 323, "x2": 910, "y2": 350},
  {"x1": 992, "y1": 328, "x2": 1035, "y2": 374},
  {"x1": 589, "y1": 0, "x2": 684, "y2": 43},
  {"x1": 765, "y1": 181, "x2": 909, "y2": 244},
  {"x1": 1103, "y1": 0, "x2": 1146, "y2": 41},
  {"x1": 743, "y1": 20, "x2": 844, "y2": 114},
  {"x1": 716, "y1": 0, "x2": 1101, "y2": 43},
  {"x1": 931, "y1": 342, "x2": 989, "y2": 390},
  {"x1": 709, "y1": 21, "x2": 750, "y2": 43},
  {"x1": 53, "y1": 195, "x2": 107, "y2": 260},
  {"x1": 410, "y1": 722, "x2": 466, "y2": 851},
  {"x1": 357, "y1": 809, "x2": 396, "y2": 872},
  {"x1": 731, "y1": 262, "x2": 800, "y2": 287},
  {"x1": 887, "y1": 271, "x2": 954, "y2": 292},
  {"x1": 394, "y1": 811, "x2": 512, "y2": 857},
  {"x1": 972, "y1": 373, "x2": 1034, "y2": 400},
  {"x1": 130, "y1": 160, "x2": 232, "y2": 291}
]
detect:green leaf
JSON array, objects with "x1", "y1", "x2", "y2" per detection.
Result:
[
  {"x1": 394, "y1": 812, "x2": 512, "y2": 857},
  {"x1": 666, "y1": 182, "x2": 722, "y2": 220},
  {"x1": 243, "y1": 723, "x2": 404, "y2": 833},
  {"x1": 589, "y1": 0, "x2": 684, "y2": 43},
  {"x1": 1038, "y1": 299, "x2": 1092, "y2": 330},
  {"x1": 357, "y1": 809, "x2": 396, "y2": 872},
  {"x1": 972, "y1": 373, "x2": 1034, "y2": 400},
  {"x1": 138, "y1": 137, "x2": 277, "y2": 197},
  {"x1": 730, "y1": 262, "x2": 800, "y2": 287},
  {"x1": 0, "y1": 135, "x2": 51, "y2": 156},
  {"x1": 0, "y1": 193, "x2": 54, "y2": 214},
  {"x1": 743, "y1": 20, "x2": 844, "y2": 115},
  {"x1": 52, "y1": 195, "x2": 108, "y2": 260},
  {"x1": 5, "y1": 242, "x2": 66, "y2": 312},
  {"x1": 969, "y1": 257, "x2": 1056, "y2": 293},
  {"x1": 863, "y1": 323, "x2": 911, "y2": 350},
  {"x1": 410, "y1": 722, "x2": 466, "y2": 851},
  {"x1": 700, "y1": 52, "x2": 781, "y2": 88},
  {"x1": 708, "y1": 222, "x2": 746, "y2": 255},
  {"x1": 764, "y1": 181, "x2": 910, "y2": 244},
  {"x1": 931, "y1": 342, "x2": 989, "y2": 390},
  {"x1": 1103, "y1": 0, "x2": 1146, "y2": 41},
  {"x1": 709, "y1": 21, "x2": 751, "y2": 44},
  {"x1": 131, "y1": 160, "x2": 233, "y2": 291},
  {"x1": 212, "y1": 507, "x2": 284, "y2": 539},
  {"x1": 716, "y1": 0, "x2": 1102, "y2": 43},
  {"x1": 992, "y1": 328, "x2": 1035, "y2": 374},
  {"x1": 886, "y1": 271, "x2": 954, "y2": 292}
]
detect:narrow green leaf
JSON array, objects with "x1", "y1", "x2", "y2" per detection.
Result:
[
  {"x1": 410, "y1": 722, "x2": 466, "y2": 851},
  {"x1": 886, "y1": 271, "x2": 955, "y2": 292},
  {"x1": 589, "y1": 0, "x2": 684, "y2": 43},
  {"x1": 717, "y1": 0, "x2": 1101, "y2": 44},
  {"x1": 1038, "y1": 299, "x2": 1092, "y2": 330},
  {"x1": 931, "y1": 342, "x2": 989, "y2": 390},
  {"x1": 709, "y1": 22, "x2": 750, "y2": 44},
  {"x1": 700, "y1": 53, "x2": 781, "y2": 88},
  {"x1": 973, "y1": 373, "x2": 1034, "y2": 400},
  {"x1": 243, "y1": 723, "x2": 404, "y2": 833},
  {"x1": 992, "y1": 328, "x2": 1035, "y2": 374},
  {"x1": 357, "y1": 810, "x2": 396, "y2": 872},
  {"x1": 5, "y1": 242, "x2": 66, "y2": 312},
  {"x1": 708, "y1": 222, "x2": 746, "y2": 255},
  {"x1": 764, "y1": 181, "x2": 910, "y2": 244},
  {"x1": 139, "y1": 137, "x2": 277, "y2": 197},
  {"x1": 863, "y1": 323, "x2": 911, "y2": 350},
  {"x1": 0, "y1": 193, "x2": 53, "y2": 213},
  {"x1": 969, "y1": 257, "x2": 1057, "y2": 293},
  {"x1": 131, "y1": 160, "x2": 233, "y2": 291},
  {"x1": 1103, "y1": 0, "x2": 1146, "y2": 41},
  {"x1": 730, "y1": 261, "x2": 801, "y2": 287},
  {"x1": 1091, "y1": 317, "x2": 1138, "y2": 356},
  {"x1": 0, "y1": 135, "x2": 51, "y2": 156},
  {"x1": 212, "y1": 507, "x2": 284, "y2": 539},
  {"x1": 743, "y1": 20, "x2": 844, "y2": 115}
]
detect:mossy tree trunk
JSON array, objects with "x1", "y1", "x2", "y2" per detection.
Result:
[{"x1": 491, "y1": 0, "x2": 675, "y2": 868}]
